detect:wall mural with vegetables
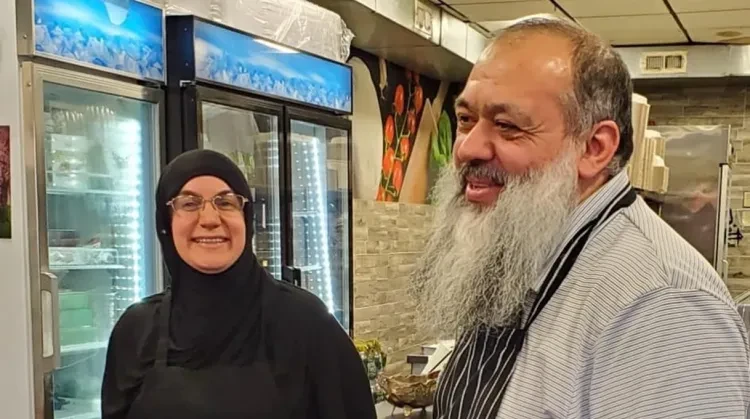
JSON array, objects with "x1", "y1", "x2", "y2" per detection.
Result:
[{"x1": 348, "y1": 48, "x2": 461, "y2": 204}]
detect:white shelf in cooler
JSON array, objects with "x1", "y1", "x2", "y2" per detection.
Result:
[
  {"x1": 50, "y1": 247, "x2": 123, "y2": 270},
  {"x1": 58, "y1": 410, "x2": 98, "y2": 419},
  {"x1": 48, "y1": 187, "x2": 136, "y2": 197},
  {"x1": 61, "y1": 341, "x2": 108, "y2": 354},
  {"x1": 56, "y1": 398, "x2": 100, "y2": 419},
  {"x1": 51, "y1": 264, "x2": 126, "y2": 271}
]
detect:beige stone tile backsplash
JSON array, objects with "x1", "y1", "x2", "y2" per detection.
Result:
[{"x1": 352, "y1": 199, "x2": 435, "y2": 373}]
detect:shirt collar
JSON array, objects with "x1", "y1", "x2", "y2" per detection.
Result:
[{"x1": 531, "y1": 170, "x2": 631, "y2": 292}]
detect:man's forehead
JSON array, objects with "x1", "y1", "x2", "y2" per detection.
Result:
[
  {"x1": 478, "y1": 34, "x2": 572, "y2": 76},
  {"x1": 459, "y1": 34, "x2": 574, "y2": 109}
]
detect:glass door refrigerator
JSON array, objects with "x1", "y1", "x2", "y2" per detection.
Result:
[
  {"x1": 165, "y1": 16, "x2": 353, "y2": 331},
  {"x1": 16, "y1": 0, "x2": 165, "y2": 418},
  {"x1": 285, "y1": 109, "x2": 352, "y2": 329}
]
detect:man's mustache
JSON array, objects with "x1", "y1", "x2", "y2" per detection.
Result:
[{"x1": 458, "y1": 162, "x2": 508, "y2": 187}]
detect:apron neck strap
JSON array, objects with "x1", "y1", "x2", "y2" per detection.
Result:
[{"x1": 524, "y1": 185, "x2": 637, "y2": 329}]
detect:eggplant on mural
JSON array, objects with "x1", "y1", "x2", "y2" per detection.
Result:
[{"x1": 349, "y1": 48, "x2": 459, "y2": 204}]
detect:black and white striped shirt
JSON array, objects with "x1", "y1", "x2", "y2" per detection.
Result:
[{"x1": 493, "y1": 171, "x2": 750, "y2": 418}]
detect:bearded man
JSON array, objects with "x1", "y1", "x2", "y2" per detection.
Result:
[{"x1": 412, "y1": 17, "x2": 750, "y2": 419}]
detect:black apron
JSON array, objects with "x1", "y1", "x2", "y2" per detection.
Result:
[
  {"x1": 126, "y1": 288, "x2": 282, "y2": 419},
  {"x1": 434, "y1": 185, "x2": 637, "y2": 419}
]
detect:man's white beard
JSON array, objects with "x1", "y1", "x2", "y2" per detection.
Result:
[{"x1": 412, "y1": 148, "x2": 579, "y2": 338}]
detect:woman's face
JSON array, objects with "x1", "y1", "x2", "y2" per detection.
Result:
[{"x1": 170, "y1": 176, "x2": 247, "y2": 274}]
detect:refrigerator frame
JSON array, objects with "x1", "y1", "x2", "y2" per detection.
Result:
[
  {"x1": 715, "y1": 164, "x2": 731, "y2": 280},
  {"x1": 15, "y1": 0, "x2": 168, "y2": 85},
  {"x1": 163, "y1": 14, "x2": 354, "y2": 117},
  {"x1": 285, "y1": 106, "x2": 354, "y2": 333},
  {"x1": 190, "y1": 85, "x2": 287, "y2": 284},
  {"x1": 167, "y1": 81, "x2": 356, "y2": 335},
  {"x1": 163, "y1": 13, "x2": 355, "y2": 335},
  {"x1": 20, "y1": 60, "x2": 166, "y2": 419}
]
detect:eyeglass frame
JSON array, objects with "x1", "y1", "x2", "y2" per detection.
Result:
[{"x1": 166, "y1": 192, "x2": 250, "y2": 214}]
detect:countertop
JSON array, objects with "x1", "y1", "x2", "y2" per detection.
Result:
[{"x1": 376, "y1": 402, "x2": 433, "y2": 418}]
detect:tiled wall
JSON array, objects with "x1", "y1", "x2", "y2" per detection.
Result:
[
  {"x1": 352, "y1": 199, "x2": 434, "y2": 373},
  {"x1": 637, "y1": 83, "x2": 750, "y2": 296}
]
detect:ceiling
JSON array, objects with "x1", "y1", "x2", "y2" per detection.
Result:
[{"x1": 433, "y1": 0, "x2": 750, "y2": 45}]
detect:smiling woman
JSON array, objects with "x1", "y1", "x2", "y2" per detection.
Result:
[
  {"x1": 101, "y1": 149, "x2": 375, "y2": 419},
  {"x1": 168, "y1": 177, "x2": 249, "y2": 274}
]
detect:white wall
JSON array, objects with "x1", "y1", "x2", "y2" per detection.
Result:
[{"x1": 0, "y1": 0, "x2": 35, "y2": 417}]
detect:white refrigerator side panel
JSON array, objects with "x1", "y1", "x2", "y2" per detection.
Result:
[{"x1": 0, "y1": 1, "x2": 35, "y2": 418}]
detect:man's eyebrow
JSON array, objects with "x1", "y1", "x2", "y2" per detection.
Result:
[
  {"x1": 455, "y1": 96, "x2": 470, "y2": 112},
  {"x1": 485, "y1": 102, "x2": 524, "y2": 118},
  {"x1": 455, "y1": 97, "x2": 534, "y2": 126},
  {"x1": 472, "y1": 101, "x2": 535, "y2": 126}
]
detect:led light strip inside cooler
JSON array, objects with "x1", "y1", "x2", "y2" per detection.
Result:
[
  {"x1": 310, "y1": 139, "x2": 334, "y2": 312},
  {"x1": 122, "y1": 119, "x2": 145, "y2": 301},
  {"x1": 118, "y1": 118, "x2": 143, "y2": 303}
]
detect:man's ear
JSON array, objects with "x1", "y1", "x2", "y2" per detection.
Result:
[{"x1": 578, "y1": 120, "x2": 619, "y2": 180}]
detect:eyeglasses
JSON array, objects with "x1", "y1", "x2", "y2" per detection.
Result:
[{"x1": 167, "y1": 193, "x2": 249, "y2": 214}]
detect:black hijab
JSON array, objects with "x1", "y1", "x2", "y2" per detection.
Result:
[{"x1": 155, "y1": 149, "x2": 267, "y2": 369}]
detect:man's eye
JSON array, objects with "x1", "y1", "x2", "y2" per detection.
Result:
[
  {"x1": 457, "y1": 114, "x2": 475, "y2": 127},
  {"x1": 495, "y1": 121, "x2": 518, "y2": 131}
]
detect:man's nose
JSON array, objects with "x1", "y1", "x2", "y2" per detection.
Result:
[{"x1": 453, "y1": 120, "x2": 495, "y2": 165}]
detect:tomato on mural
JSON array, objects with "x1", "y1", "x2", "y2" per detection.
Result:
[
  {"x1": 348, "y1": 48, "x2": 461, "y2": 204},
  {"x1": 378, "y1": 70, "x2": 424, "y2": 201}
]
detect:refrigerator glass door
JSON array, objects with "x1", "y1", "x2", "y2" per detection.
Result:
[
  {"x1": 43, "y1": 81, "x2": 159, "y2": 419},
  {"x1": 199, "y1": 100, "x2": 282, "y2": 280},
  {"x1": 289, "y1": 118, "x2": 350, "y2": 329}
]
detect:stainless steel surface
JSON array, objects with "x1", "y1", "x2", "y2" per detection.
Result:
[
  {"x1": 15, "y1": 0, "x2": 34, "y2": 56},
  {"x1": 465, "y1": 23, "x2": 487, "y2": 64},
  {"x1": 309, "y1": 0, "x2": 487, "y2": 82},
  {"x1": 21, "y1": 61, "x2": 164, "y2": 419},
  {"x1": 21, "y1": 60, "x2": 49, "y2": 419},
  {"x1": 651, "y1": 125, "x2": 731, "y2": 271},
  {"x1": 716, "y1": 164, "x2": 731, "y2": 281},
  {"x1": 440, "y1": 12, "x2": 467, "y2": 58},
  {"x1": 616, "y1": 45, "x2": 750, "y2": 79}
]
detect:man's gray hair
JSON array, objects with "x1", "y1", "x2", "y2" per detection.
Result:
[{"x1": 490, "y1": 16, "x2": 634, "y2": 174}]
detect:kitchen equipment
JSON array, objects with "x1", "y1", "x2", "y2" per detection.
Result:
[
  {"x1": 18, "y1": 1, "x2": 165, "y2": 417},
  {"x1": 165, "y1": 15, "x2": 353, "y2": 331}
]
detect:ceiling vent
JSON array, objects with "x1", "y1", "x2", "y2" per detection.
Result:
[{"x1": 639, "y1": 51, "x2": 688, "y2": 74}]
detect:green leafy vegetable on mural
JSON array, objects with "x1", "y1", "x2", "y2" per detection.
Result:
[{"x1": 430, "y1": 110, "x2": 453, "y2": 167}]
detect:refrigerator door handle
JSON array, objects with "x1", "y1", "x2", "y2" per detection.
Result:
[
  {"x1": 261, "y1": 202, "x2": 267, "y2": 229},
  {"x1": 282, "y1": 266, "x2": 302, "y2": 287},
  {"x1": 39, "y1": 271, "x2": 60, "y2": 372},
  {"x1": 715, "y1": 164, "x2": 731, "y2": 280}
]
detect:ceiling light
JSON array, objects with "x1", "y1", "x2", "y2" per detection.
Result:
[{"x1": 716, "y1": 30, "x2": 742, "y2": 38}]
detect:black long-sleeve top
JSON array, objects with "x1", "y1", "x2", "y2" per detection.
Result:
[{"x1": 101, "y1": 279, "x2": 376, "y2": 419}]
